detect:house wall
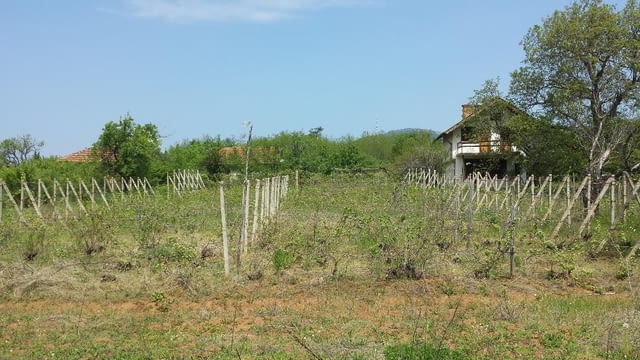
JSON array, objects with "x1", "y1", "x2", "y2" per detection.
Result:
[
  {"x1": 441, "y1": 129, "x2": 464, "y2": 180},
  {"x1": 442, "y1": 128, "x2": 522, "y2": 180},
  {"x1": 452, "y1": 129, "x2": 464, "y2": 180}
]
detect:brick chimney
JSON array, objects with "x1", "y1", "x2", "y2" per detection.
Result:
[{"x1": 462, "y1": 104, "x2": 474, "y2": 119}]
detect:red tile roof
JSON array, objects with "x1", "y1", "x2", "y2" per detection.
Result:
[
  {"x1": 59, "y1": 148, "x2": 94, "y2": 162},
  {"x1": 219, "y1": 146, "x2": 245, "y2": 158}
]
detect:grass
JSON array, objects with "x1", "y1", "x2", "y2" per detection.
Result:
[{"x1": 0, "y1": 172, "x2": 639, "y2": 359}]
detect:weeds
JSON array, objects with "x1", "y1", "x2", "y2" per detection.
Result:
[
  {"x1": 133, "y1": 200, "x2": 170, "y2": 249},
  {"x1": 383, "y1": 343, "x2": 467, "y2": 360},
  {"x1": 22, "y1": 222, "x2": 47, "y2": 261},
  {"x1": 272, "y1": 249, "x2": 294, "y2": 274},
  {"x1": 68, "y1": 207, "x2": 114, "y2": 255},
  {"x1": 146, "y1": 237, "x2": 196, "y2": 263},
  {"x1": 151, "y1": 291, "x2": 170, "y2": 312},
  {"x1": 493, "y1": 298, "x2": 524, "y2": 322}
]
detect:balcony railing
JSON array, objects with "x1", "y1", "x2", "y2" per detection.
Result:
[{"x1": 456, "y1": 140, "x2": 513, "y2": 156}]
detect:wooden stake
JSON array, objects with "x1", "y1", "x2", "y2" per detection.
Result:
[
  {"x1": 22, "y1": 181, "x2": 43, "y2": 219},
  {"x1": 623, "y1": 175, "x2": 628, "y2": 222},
  {"x1": 587, "y1": 174, "x2": 592, "y2": 213},
  {"x1": 67, "y1": 179, "x2": 87, "y2": 215},
  {"x1": 240, "y1": 179, "x2": 250, "y2": 255},
  {"x1": 548, "y1": 174, "x2": 552, "y2": 207},
  {"x1": 508, "y1": 203, "x2": 518, "y2": 278},
  {"x1": 219, "y1": 182, "x2": 230, "y2": 277},
  {"x1": 542, "y1": 176, "x2": 569, "y2": 223},
  {"x1": 79, "y1": 179, "x2": 95, "y2": 209},
  {"x1": 144, "y1": 178, "x2": 155, "y2": 195},
  {"x1": 531, "y1": 175, "x2": 536, "y2": 210},
  {"x1": 37, "y1": 179, "x2": 42, "y2": 209},
  {"x1": 551, "y1": 175, "x2": 589, "y2": 239},
  {"x1": 260, "y1": 177, "x2": 267, "y2": 225},
  {"x1": 465, "y1": 178, "x2": 474, "y2": 248},
  {"x1": 525, "y1": 174, "x2": 552, "y2": 218},
  {"x1": 611, "y1": 178, "x2": 616, "y2": 229},
  {"x1": 20, "y1": 182, "x2": 24, "y2": 212},
  {"x1": 0, "y1": 180, "x2": 3, "y2": 223},
  {"x1": 250, "y1": 179, "x2": 261, "y2": 245},
  {"x1": 38, "y1": 180, "x2": 63, "y2": 222},
  {"x1": 578, "y1": 176, "x2": 613, "y2": 236},
  {"x1": 567, "y1": 176, "x2": 572, "y2": 226},
  {"x1": 269, "y1": 177, "x2": 275, "y2": 216},
  {"x1": 92, "y1": 178, "x2": 110, "y2": 209},
  {"x1": 2, "y1": 181, "x2": 27, "y2": 224}
]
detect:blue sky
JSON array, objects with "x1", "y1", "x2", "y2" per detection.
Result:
[{"x1": 1, "y1": 0, "x2": 627, "y2": 156}]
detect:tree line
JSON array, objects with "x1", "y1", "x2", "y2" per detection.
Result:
[{"x1": 0, "y1": 116, "x2": 446, "y2": 191}]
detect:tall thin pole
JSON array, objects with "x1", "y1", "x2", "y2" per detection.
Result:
[
  {"x1": 243, "y1": 124, "x2": 253, "y2": 181},
  {"x1": 251, "y1": 179, "x2": 261, "y2": 246},
  {"x1": 241, "y1": 179, "x2": 250, "y2": 255},
  {"x1": 0, "y1": 180, "x2": 3, "y2": 223},
  {"x1": 219, "y1": 182, "x2": 230, "y2": 277},
  {"x1": 509, "y1": 203, "x2": 518, "y2": 278}
]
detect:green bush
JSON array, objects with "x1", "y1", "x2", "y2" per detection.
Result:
[
  {"x1": 384, "y1": 343, "x2": 467, "y2": 360},
  {"x1": 273, "y1": 249, "x2": 294, "y2": 273},
  {"x1": 69, "y1": 207, "x2": 115, "y2": 255},
  {"x1": 132, "y1": 202, "x2": 169, "y2": 249},
  {"x1": 147, "y1": 238, "x2": 196, "y2": 263}
]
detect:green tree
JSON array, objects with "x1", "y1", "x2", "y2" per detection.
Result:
[
  {"x1": 353, "y1": 129, "x2": 441, "y2": 170},
  {"x1": 605, "y1": 117, "x2": 640, "y2": 173},
  {"x1": 506, "y1": 115, "x2": 586, "y2": 176},
  {"x1": 333, "y1": 140, "x2": 375, "y2": 169},
  {"x1": 162, "y1": 136, "x2": 233, "y2": 176},
  {"x1": 466, "y1": 79, "x2": 514, "y2": 143},
  {"x1": 0, "y1": 134, "x2": 44, "y2": 165},
  {"x1": 354, "y1": 132, "x2": 395, "y2": 164},
  {"x1": 309, "y1": 126, "x2": 324, "y2": 138},
  {"x1": 262, "y1": 131, "x2": 335, "y2": 173},
  {"x1": 465, "y1": 79, "x2": 584, "y2": 176},
  {"x1": 510, "y1": 0, "x2": 640, "y2": 181},
  {"x1": 93, "y1": 114, "x2": 161, "y2": 180},
  {"x1": 394, "y1": 144, "x2": 448, "y2": 174}
]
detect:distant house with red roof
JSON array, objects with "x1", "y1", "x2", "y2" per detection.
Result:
[
  {"x1": 59, "y1": 148, "x2": 114, "y2": 163},
  {"x1": 218, "y1": 146, "x2": 245, "y2": 159},
  {"x1": 219, "y1": 146, "x2": 276, "y2": 164},
  {"x1": 59, "y1": 148, "x2": 94, "y2": 162}
]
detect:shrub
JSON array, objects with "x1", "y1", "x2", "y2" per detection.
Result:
[
  {"x1": 69, "y1": 207, "x2": 114, "y2": 255},
  {"x1": 147, "y1": 238, "x2": 196, "y2": 263},
  {"x1": 384, "y1": 343, "x2": 467, "y2": 360},
  {"x1": 273, "y1": 249, "x2": 294, "y2": 273},
  {"x1": 133, "y1": 202, "x2": 169, "y2": 249},
  {"x1": 22, "y1": 222, "x2": 47, "y2": 261}
]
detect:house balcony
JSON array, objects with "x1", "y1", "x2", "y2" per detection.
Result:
[{"x1": 455, "y1": 140, "x2": 513, "y2": 157}]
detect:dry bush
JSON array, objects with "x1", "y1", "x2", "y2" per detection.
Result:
[{"x1": 1, "y1": 263, "x2": 77, "y2": 300}]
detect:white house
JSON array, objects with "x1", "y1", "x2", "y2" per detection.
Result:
[{"x1": 436, "y1": 98, "x2": 524, "y2": 180}]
